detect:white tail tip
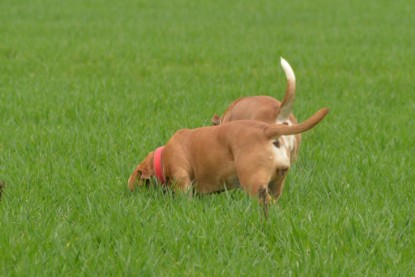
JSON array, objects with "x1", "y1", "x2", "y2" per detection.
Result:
[{"x1": 280, "y1": 57, "x2": 296, "y2": 82}]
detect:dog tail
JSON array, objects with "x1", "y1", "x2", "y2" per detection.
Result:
[
  {"x1": 264, "y1": 108, "x2": 329, "y2": 138},
  {"x1": 277, "y1": 57, "x2": 296, "y2": 123}
]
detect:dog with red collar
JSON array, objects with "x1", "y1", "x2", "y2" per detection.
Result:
[{"x1": 128, "y1": 108, "x2": 328, "y2": 216}]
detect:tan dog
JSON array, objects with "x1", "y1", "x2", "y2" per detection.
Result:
[
  {"x1": 211, "y1": 57, "x2": 300, "y2": 162},
  {"x1": 128, "y1": 108, "x2": 329, "y2": 217}
]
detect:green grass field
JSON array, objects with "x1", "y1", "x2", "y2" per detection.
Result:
[{"x1": 1, "y1": 0, "x2": 414, "y2": 275}]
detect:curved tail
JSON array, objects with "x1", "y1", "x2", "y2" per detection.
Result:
[
  {"x1": 264, "y1": 108, "x2": 329, "y2": 139},
  {"x1": 277, "y1": 57, "x2": 296, "y2": 122}
]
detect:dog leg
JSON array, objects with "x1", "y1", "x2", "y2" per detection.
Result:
[
  {"x1": 258, "y1": 187, "x2": 270, "y2": 219},
  {"x1": 236, "y1": 163, "x2": 273, "y2": 218},
  {"x1": 240, "y1": 180, "x2": 272, "y2": 219},
  {"x1": 268, "y1": 175, "x2": 287, "y2": 202},
  {"x1": 171, "y1": 170, "x2": 193, "y2": 197}
]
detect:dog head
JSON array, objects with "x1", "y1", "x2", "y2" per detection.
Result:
[
  {"x1": 128, "y1": 151, "x2": 155, "y2": 191},
  {"x1": 271, "y1": 130, "x2": 293, "y2": 176},
  {"x1": 266, "y1": 108, "x2": 329, "y2": 174}
]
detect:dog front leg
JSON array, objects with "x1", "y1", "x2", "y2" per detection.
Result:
[{"x1": 171, "y1": 170, "x2": 193, "y2": 197}]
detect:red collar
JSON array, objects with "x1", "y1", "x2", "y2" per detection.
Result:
[{"x1": 154, "y1": 146, "x2": 165, "y2": 184}]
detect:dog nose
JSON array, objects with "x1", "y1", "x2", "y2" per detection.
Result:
[{"x1": 277, "y1": 167, "x2": 289, "y2": 176}]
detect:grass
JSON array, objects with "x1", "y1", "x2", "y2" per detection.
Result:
[{"x1": 1, "y1": 0, "x2": 415, "y2": 275}]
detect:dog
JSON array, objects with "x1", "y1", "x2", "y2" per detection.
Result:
[
  {"x1": 211, "y1": 57, "x2": 301, "y2": 163},
  {"x1": 128, "y1": 107, "x2": 329, "y2": 217}
]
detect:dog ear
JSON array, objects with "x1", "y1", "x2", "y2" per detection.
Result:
[
  {"x1": 265, "y1": 108, "x2": 329, "y2": 138},
  {"x1": 128, "y1": 167, "x2": 142, "y2": 191},
  {"x1": 211, "y1": 114, "x2": 221, "y2": 125},
  {"x1": 276, "y1": 57, "x2": 296, "y2": 123},
  {"x1": 127, "y1": 151, "x2": 155, "y2": 191},
  {"x1": 128, "y1": 167, "x2": 152, "y2": 191}
]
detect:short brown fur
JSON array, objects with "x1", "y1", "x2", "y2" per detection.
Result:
[{"x1": 128, "y1": 108, "x2": 329, "y2": 213}]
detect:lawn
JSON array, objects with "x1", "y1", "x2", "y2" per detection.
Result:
[{"x1": 1, "y1": 0, "x2": 414, "y2": 275}]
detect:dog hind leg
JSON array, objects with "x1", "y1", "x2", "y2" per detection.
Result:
[
  {"x1": 239, "y1": 178, "x2": 272, "y2": 219},
  {"x1": 258, "y1": 187, "x2": 270, "y2": 219},
  {"x1": 268, "y1": 175, "x2": 287, "y2": 202}
]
